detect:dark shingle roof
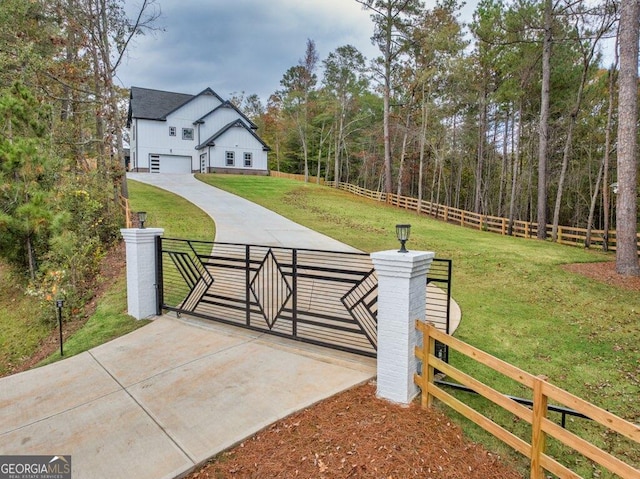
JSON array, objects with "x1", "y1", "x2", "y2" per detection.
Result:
[
  {"x1": 127, "y1": 87, "x2": 192, "y2": 126},
  {"x1": 196, "y1": 119, "x2": 271, "y2": 151},
  {"x1": 126, "y1": 87, "x2": 225, "y2": 127}
]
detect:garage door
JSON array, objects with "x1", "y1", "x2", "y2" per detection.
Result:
[{"x1": 150, "y1": 154, "x2": 192, "y2": 173}]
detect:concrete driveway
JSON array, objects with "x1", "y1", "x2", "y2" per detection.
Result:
[
  {"x1": 0, "y1": 317, "x2": 374, "y2": 478},
  {"x1": 126, "y1": 173, "x2": 360, "y2": 252},
  {"x1": 0, "y1": 174, "x2": 375, "y2": 478}
]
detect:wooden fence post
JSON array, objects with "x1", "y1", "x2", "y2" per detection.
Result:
[{"x1": 530, "y1": 375, "x2": 549, "y2": 479}]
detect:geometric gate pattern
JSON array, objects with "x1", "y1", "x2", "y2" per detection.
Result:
[{"x1": 158, "y1": 238, "x2": 452, "y2": 358}]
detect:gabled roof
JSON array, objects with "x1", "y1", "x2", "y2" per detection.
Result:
[
  {"x1": 127, "y1": 86, "x2": 224, "y2": 127},
  {"x1": 196, "y1": 119, "x2": 271, "y2": 151},
  {"x1": 195, "y1": 100, "x2": 258, "y2": 129}
]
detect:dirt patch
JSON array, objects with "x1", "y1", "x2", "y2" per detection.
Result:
[
  {"x1": 187, "y1": 381, "x2": 522, "y2": 479},
  {"x1": 562, "y1": 261, "x2": 640, "y2": 292},
  {"x1": 3, "y1": 242, "x2": 126, "y2": 376}
]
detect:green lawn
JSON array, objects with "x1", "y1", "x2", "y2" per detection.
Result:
[
  {"x1": 3, "y1": 172, "x2": 635, "y2": 476},
  {"x1": 0, "y1": 263, "x2": 50, "y2": 376},
  {"x1": 38, "y1": 179, "x2": 215, "y2": 366},
  {"x1": 196, "y1": 173, "x2": 639, "y2": 477}
]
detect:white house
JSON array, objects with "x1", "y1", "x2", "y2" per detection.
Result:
[{"x1": 127, "y1": 86, "x2": 270, "y2": 174}]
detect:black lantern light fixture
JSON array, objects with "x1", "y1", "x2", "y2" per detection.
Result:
[
  {"x1": 137, "y1": 211, "x2": 147, "y2": 229},
  {"x1": 396, "y1": 224, "x2": 411, "y2": 253}
]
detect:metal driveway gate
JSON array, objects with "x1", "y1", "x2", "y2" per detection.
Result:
[{"x1": 157, "y1": 238, "x2": 452, "y2": 358}]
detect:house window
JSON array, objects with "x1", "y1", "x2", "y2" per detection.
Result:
[
  {"x1": 225, "y1": 151, "x2": 235, "y2": 166},
  {"x1": 169, "y1": 126, "x2": 176, "y2": 136},
  {"x1": 244, "y1": 152, "x2": 253, "y2": 167},
  {"x1": 182, "y1": 128, "x2": 194, "y2": 140}
]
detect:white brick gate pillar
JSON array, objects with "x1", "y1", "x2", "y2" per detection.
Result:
[
  {"x1": 371, "y1": 249, "x2": 434, "y2": 404},
  {"x1": 120, "y1": 228, "x2": 164, "y2": 320}
]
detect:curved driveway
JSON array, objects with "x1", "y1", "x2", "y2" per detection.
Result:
[
  {"x1": 127, "y1": 173, "x2": 360, "y2": 252},
  {"x1": 0, "y1": 174, "x2": 374, "y2": 479}
]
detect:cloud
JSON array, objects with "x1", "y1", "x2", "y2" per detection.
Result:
[{"x1": 118, "y1": 0, "x2": 379, "y2": 102}]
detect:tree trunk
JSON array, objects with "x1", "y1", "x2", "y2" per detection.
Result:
[
  {"x1": 334, "y1": 111, "x2": 343, "y2": 185},
  {"x1": 474, "y1": 91, "x2": 487, "y2": 214},
  {"x1": 418, "y1": 91, "x2": 429, "y2": 205},
  {"x1": 585, "y1": 156, "x2": 605, "y2": 247},
  {"x1": 537, "y1": 0, "x2": 552, "y2": 240},
  {"x1": 615, "y1": 0, "x2": 640, "y2": 275},
  {"x1": 396, "y1": 104, "x2": 412, "y2": 196},
  {"x1": 498, "y1": 109, "x2": 509, "y2": 217},
  {"x1": 603, "y1": 46, "x2": 619, "y2": 251},
  {"x1": 382, "y1": 2, "x2": 393, "y2": 195},
  {"x1": 508, "y1": 102, "x2": 523, "y2": 235}
]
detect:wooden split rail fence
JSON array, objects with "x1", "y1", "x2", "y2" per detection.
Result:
[
  {"x1": 309, "y1": 179, "x2": 639, "y2": 256},
  {"x1": 415, "y1": 322, "x2": 640, "y2": 479},
  {"x1": 119, "y1": 195, "x2": 133, "y2": 228}
]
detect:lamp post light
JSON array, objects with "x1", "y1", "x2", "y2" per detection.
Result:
[
  {"x1": 396, "y1": 224, "x2": 411, "y2": 253},
  {"x1": 56, "y1": 299, "x2": 64, "y2": 356},
  {"x1": 137, "y1": 211, "x2": 147, "y2": 229}
]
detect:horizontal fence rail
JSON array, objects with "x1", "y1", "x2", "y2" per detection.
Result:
[
  {"x1": 323, "y1": 181, "x2": 640, "y2": 256},
  {"x1": 415, "y1": 322, "x2": 640, "y2": 479},
  {"x1": 158, "y1": 239, "x2": 453, "y2": 358}
]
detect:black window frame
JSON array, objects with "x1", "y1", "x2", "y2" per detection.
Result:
[{"x1": 182, "y1": 127, "x2": 194, "y2": 140}]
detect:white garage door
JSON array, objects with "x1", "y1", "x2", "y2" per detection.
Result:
[{"x1": 150, "y1": 154, "x2": 192, "y2": 173}]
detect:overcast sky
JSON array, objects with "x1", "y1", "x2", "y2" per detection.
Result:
[{"x1": 117, "y1": 0, "x2": 388, "y2": 102}]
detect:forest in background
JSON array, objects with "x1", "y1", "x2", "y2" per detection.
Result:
[
  {"x1": 237, "y1": 0, "x2": 638, "y2": 273},
  {"x1": 0, "y1": 0, "x2": 159, "y2": 316},
  {"x1": 0, "y1": 0, "x2": 638, "y2": 314}
]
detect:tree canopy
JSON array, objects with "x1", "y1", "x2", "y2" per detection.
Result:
[{"x1": 251, "y1": 0, "x2": 638, "y2": 275}]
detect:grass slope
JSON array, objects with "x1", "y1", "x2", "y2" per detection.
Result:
[
  {"x1": 37, "y1": 179, "x2": 215, "y2": 366},
  {"x1": 196, "y1": 174, "x2": 639, "y2": 476},
  {"x1": 127, "y1": 180, "x2": 216, "y2": 240},
  {"x1": 0, "y1": 263, "x2": 50, "y2": 375}
]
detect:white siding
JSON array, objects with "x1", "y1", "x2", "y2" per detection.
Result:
[
  {"x1": 135, "y1": 119, "x2": 197, "y2": 170},
  {"x1": 168, "y1": 94, "x2": 222, "y2": 123},
  {"x1": 208, "y1": 126, "x2": 267, "y2": 171},
  {"x1": 131, "y1": 89, "x2": 268, "y2": 173},
  {"x1": 199, "y1": 106, "x2": 250, "y2": 140}
]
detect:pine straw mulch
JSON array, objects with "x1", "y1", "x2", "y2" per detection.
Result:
[
  {"x1": 7, "y1": 252, "x2": 638, "y2": 477},
  {"x1": 187, "y1": 260, "x2": 640, "y2": 479},
  {"x1": 186, "y1": 381, "x2": 523, "y2": 479},
  {"x1": 561, "y1": 261, "x2": 640, "y2": 292}
]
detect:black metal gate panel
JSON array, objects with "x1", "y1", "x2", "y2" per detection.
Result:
[
  {"x1": 158, "y1": 239, "x2": 379, "y2": 356},
  {"x1": 424, "y1": 259, "x2": 453, "y2": 362},
  {"x1": 158, "y1": 238, "x2": 452, "y2": 358}
]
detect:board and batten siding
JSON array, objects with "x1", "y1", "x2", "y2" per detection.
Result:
[
  {"x1": 199, "y1": 106, "x2": 248, "y2": 136},
  {"x1": 169, "y1": 94, "x2": 222, "y2": 124},
  {"x1": 208, "y1": 127, "x2": 267, "y2": 171},
  {"x1": 134, "y1": 118, "x2": 198, "y2": 171}
]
